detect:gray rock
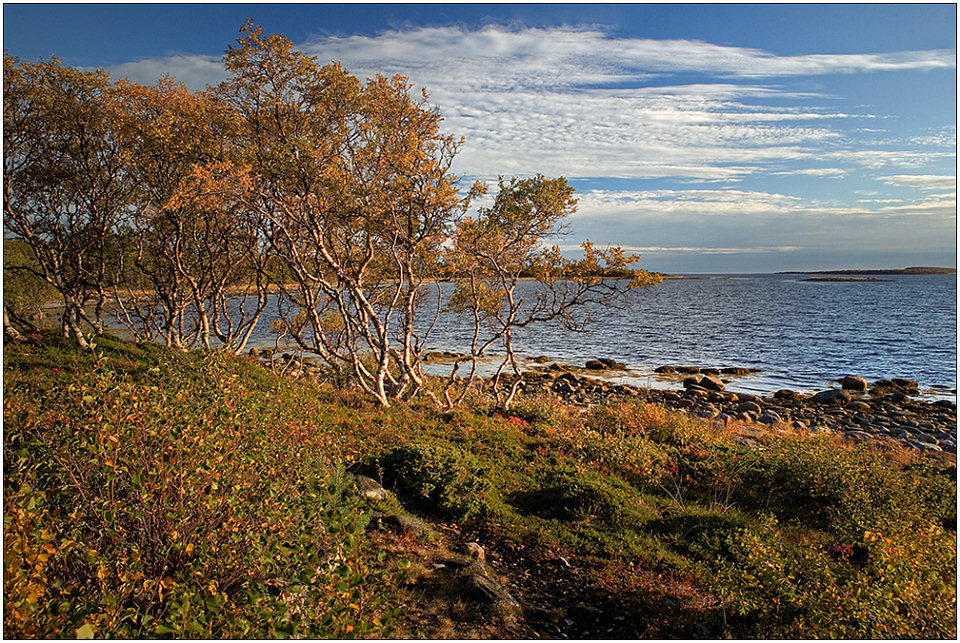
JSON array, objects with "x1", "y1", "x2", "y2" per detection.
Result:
[
  {"x1": 598, "y1": 357, "x2": 627, "y2": 369},
  {"x1": 698, "y1": 375, "x2": 725, "y2": 391},
  {"x1": 461, "y1": 573, "x2": 518, "y2": 606},
  {"x1": 892, "y1": 378, "x2": 919, "y2": 391},
  {"x1": 843, "y1": 430, "x2": 872, "y2": 443},
  {"x1": 736, "y1": 401, "x2": 762, "y2": 415},
  {"x1": 840, "y1": 375, "x2": 868, "y2": 392},
  {"x1": 811, "y1": 389, "x2": 851, "y2": 404},
  {"x1": 757, "y1": 411, "x2": 782, "y2": 426},
  {"x1": 773, "y1": 389, "x2": 800, "y2": 401},
  {"x1": 883, "y1": 391, "x2": 911, "y2": 404},
  {"x1": 354, "y1": 475, "x2": 389, "y2": 501}
]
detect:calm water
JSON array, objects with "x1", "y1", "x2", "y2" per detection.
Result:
[{"x1": 200, "y1": 273, "x2": 960, "y2": 398}]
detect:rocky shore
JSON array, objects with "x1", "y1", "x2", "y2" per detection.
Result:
[
  {"x1": 515, "y1": 363, "x2": 957, "y2": 457},
  {"x1": 252, "y1": 348, "x2": 957, "y2": 459}
]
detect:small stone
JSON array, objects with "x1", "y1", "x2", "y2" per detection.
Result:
[
  {"x1": 354, "y1": 475, "x2": 389, "y2": 501},
  {"x1": 465, "y1": 542, "x2": 485, "y2": 561}
]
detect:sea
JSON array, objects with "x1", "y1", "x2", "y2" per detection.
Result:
[{"x1": 240, "y1": 273, "x2": 957, "y2": 399}]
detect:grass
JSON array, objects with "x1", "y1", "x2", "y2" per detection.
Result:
[{"x1": 4, "y1": 332, "x2": 957, "y2": 638}]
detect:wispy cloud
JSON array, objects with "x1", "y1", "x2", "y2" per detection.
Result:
[
  {"x1": 97, "y1": 24, "x2": 956, "y2": 269},
  {"x1": 772, "y1": 167, "x2": 847, "y2": 178},
  {"x1": 879, "y1": 174, "x2": 957, "y2": 190},
  {"x1": 102, "y1": 25, "x2": 955, "y2": 184}
]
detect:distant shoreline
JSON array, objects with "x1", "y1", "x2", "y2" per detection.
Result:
[{"x1": 778, "y1": 266, "x2": 956, "y2": 276}]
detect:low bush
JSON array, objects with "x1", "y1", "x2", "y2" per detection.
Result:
[
  {"x1": 4, "y1": 334, "x2": 955, "y2": 638},
  {"x1": 375, "y1": 443, "x2": 501, "y2": 522},
  {"x1": 3, "y1": 335, "x2": 402, "y2": 638}
]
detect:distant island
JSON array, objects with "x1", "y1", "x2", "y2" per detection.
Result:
[
  {"x1": 804, "y1": 276, "x2": 890, "y2": 282},
  {"x1": 780, "y1": 266, "x2": 956, "y2": 276}
]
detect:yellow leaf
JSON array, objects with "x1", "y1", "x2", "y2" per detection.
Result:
[{"x1": 76, "y1": 623, "x2": 95, "y2": 639}]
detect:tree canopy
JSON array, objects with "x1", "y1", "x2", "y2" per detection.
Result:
[{"x1": 3, "y1": 24, "x2": 660, "y2": 405}]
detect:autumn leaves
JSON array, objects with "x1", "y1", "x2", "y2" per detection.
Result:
[{"x1": 4, "y1": 22, "x2": 657, "y2": 406}]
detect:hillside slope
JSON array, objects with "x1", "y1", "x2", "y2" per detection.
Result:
[{"x1": 4, "y1": 334, "x2": 956, "y2": 638}]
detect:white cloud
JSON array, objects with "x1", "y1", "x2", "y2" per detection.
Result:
[
  {"x1": 879, "y1": 174, "x2": 957, "y2": 190},
  {"x1": 772, "y1": 168, "x2": 847, "y2": 178},
  {"x1": 299, "y1": 26, "x2": 955, "y2": 85},
  {"x1": 106, "y1": 54, "x2": 225, "y2": 89},
  {"x1": 830, "y1": 150, "x2": 956, "y2": 170},
  {"x1": 101, "y1": 25, "x2": 954, "y2": 183},
  {"x1": 571, "y1": 188, "x2": 957, "y2": 222}
]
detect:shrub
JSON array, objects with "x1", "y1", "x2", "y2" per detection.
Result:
[
  {"x1": 376, "y1": 443, "x2": 500, "y2": 521},
  {"x1": 3, "y1": 335, "x2": 401, "y2": 638}
]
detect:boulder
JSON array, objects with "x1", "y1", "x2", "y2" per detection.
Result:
[
  {"x1": 811, "y1": 389, "x2": 851, "y2": 404},
  {"x1": 461, "y1": 573, "x2": 518, "y2": 607},
  {"x1": 676, "y1": 366, "x2": 701, "y2": 374},
  {"x1": 354, "y1": 475, "x2": 390, "y2": 501},
  {"x1": 597, "y1": 357, "x2": 627, "y2": 369},
  {"x1": 585, "y1": 360, "x2": 608, "y2": 370},
  {"x1": 721, "y1": 367, "x2": 752, "y2": 376},
  {"x1": 883, "y1": 391, "x2": 911, "y2": 404},
  {"x1": 757, "y1": 411, "x2": 782, "y2": 426},
  {"x1": 376, "y1": 513, "x2": 435, "y2": 539},
  {"x1": 654, "y1": 366, "x2": 677, "y2": 374},
  {"x1": 682, "y1": 376, "x2": 702, "y2": 389},
  {"x1": 840, "y1": 375, "x2": 869, "y2": 392},
  {"x1": 892, "y1": 378, "x2": 919, "y2": 391},
  {"x1": 773, "y1": 389, "x2": 800, "y2": 401},
  {"x1": 698, "y1": 375, "x2": 725, "y2": 392},
  {"x1": 702, "y1": 368, "x2": 721, "y2": 376},
  {"x1": 737, "y1": 401, "x2": 762, "y2": 415}
]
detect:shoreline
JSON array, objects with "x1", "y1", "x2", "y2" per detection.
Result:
[{"x1": 260, "y1": 349, "x2": 958, "y2": 462}]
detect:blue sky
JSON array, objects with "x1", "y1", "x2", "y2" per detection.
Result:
[{"x1": 4, "y1": 4, "x2": 956, "y2": 273}]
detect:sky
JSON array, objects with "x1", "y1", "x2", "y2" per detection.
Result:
[{"x1": 4, "y1": 4, "x2": 957, "y2": 273}]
